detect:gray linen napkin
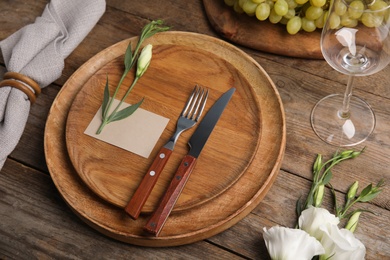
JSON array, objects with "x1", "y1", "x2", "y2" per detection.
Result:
[{"x1": 0, "y1": 0, "x2": 105, "y2": 170}]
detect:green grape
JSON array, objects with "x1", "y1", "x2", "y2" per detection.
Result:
[
  {"x1": 348, "y1": 0, "x2": 364, "y2": 19},
  {"x1": 340, "y1": 13, "x2": 358, "y2": 27},
  {"x1": 370, "y1": 0, "x2": 388, "y2": 11},
  {"x1": 286, "y1": 0, "x2": 298, "y2": 9},
  {"x1": 266, "y1": 0, "x2": 275, "y2": 9},
  {"x1": 369, "y1": 0, "x2": 388, "y2": 16},
  {"x1": 305, "y1": 6, "x2": 323, "y2": 20},
  {"x1": 224, "y1": 0, "x2": 237, "y2": 7},
  {"x1": 287, "y1": 16, "x2": 302, "y2": 34},
  {"x1": 361, "y1": 12, "x2": 384, "y2": 27},
  {"x1": 269, "y1": 8, "x2": 283, "y2": 23},
  {"x1": 256, "y1": 3, "x2": 271, "y2": 20},
  {"x1": 314, "y1": 11, "x2": 326, "y2": 28},
  {"x1": 295, "y1": 0, "x2": 309, "y2": 5},
  {"x1": 274, "y1": 0, "x2": 289, "y2": 16},
  {"x1": 284, "y1": 8, "x2": 296, "y2": 19},
  {"x1": 243, "y1": 0, "x2": 259, "y2": 14},
  {"x1": 309, "y1": 0, "x2": 326, "y2": 8},
  {"x1": 328, "y1": 12, "x2": 341, "y2": 29},
  {"x1": 301, "y1": 2, "x2": 312, "y2": 15},
  {"x1": 302, "y1": 17, "x2": 317, "y2": 32},
  {"x1": 251, "y1": 0, "x2": 266, "y2": 3},
  {"x1": 334, "y1": 1, "x2": 347, "y2": 16}
]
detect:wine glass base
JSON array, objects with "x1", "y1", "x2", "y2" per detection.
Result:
[{"x1": 310, "y1": 94, "x2": 376, "y2": 147}]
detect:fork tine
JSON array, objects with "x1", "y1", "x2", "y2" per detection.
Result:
[
  {"x1": 194, "y1": 88, "x2": 208, "y2": 121},
  {"x1": 181, "y1": 85, "x2": 199, "y2": 116},
  {"x1": 186, "y1": 85, "x2": 201, "y2": 118},
  {"x1": 190, "y1": 87, "x2": 204, "y2": 120}
]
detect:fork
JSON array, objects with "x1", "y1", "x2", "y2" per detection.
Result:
[{"x1": 125, "y1": 85, "x2": 208, "y2": 219}]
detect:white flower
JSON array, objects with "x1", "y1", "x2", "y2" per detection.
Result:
[
  {"x1": 263, "y1": 226, "x2": 325, "y2": 260},
  {"x1": 299, "y1": 207, "x2": 340, "y2": 241},
  {"x1": 319, "y1": 224, "x2": 366, "y2": 260},
  {"x1": 136, "y1": 44, "x2": 153, "y2": 78}
]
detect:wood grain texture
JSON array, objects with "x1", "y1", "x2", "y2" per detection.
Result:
[
  {"x1": 1, "y1": 0, "x2": 389, "y2": 258},
  {"x1": 45, "y1": 32, "x2": 286, "y2": 246},
  {"x1": 0, "y1": 160, "x2": 244, "y2": 259},
  {"x1": 203, "y1": 0, "x2": 323, "y2": 59}
]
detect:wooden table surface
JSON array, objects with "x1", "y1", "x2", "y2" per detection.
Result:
[{"x1": 1, "y1": 0, "x2": 389, "y2": 259}]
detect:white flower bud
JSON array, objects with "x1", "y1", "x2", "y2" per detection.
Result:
[
  {"x1": 136, "y1": 44, "x2": 153, "y2": 78},
  {"x1": 345, "y1": 211, "x2": 361, "y2": 233}
]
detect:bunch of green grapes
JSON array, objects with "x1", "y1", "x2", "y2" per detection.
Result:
[{"x1": 224, "y1": 0, "x2": 389, "y2": 35}]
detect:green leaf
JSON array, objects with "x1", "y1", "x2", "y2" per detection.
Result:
[
  {"x1": 102, "y1": 75, "x2": 110, "y2": 118},
  {"x1": 359, "y1": 184, "x2": 372, "y2": 198},
  {"x1": 322, "y1": 171, "x2": 333, "y2": 185},
  {"x1": 110, "y1": 98, "x2": 144, "y2": 122},
  {"x1": 124, "y1": 42, "x2": 133, "y2": 71},
  {"x1": 359, "y1": 191, "x2": 381, "y2": 202}
]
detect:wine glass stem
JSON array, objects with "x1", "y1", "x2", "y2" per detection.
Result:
[{"x1": 339, "y1": 75, "x2": 355, "y2": 119}]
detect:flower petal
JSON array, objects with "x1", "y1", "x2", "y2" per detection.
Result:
[
  {"x1": 263, "y1": 226, "x2": 325, "y2": 260},
  {"x1": 319, "y1": 224, "x2": 366, "y2": 260},
  {"x1": 299, "y1": 207, "x2": 340, "y2": 240}
]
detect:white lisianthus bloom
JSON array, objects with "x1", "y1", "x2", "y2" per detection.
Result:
[
  {"x1": 299, "y1": 206, "x2": 340, "y2": 241},
  {"x1": 263, "y1": 226, "x2": 325, "y2": 260},
  {"x1": 319, "y1": 224, "x2": 366, "y2": 260},
  {"x1": 136, "y1": 44, "x2": 153, "y2": 78}
]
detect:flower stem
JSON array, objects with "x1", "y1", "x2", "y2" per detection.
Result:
[
  {"x1": 103, "y1": 69, "x2": 130, "y2": 118},
  {"x1": 96, "y1": 119, "x2": 108, "y2": 135},
  {"x1": 107, "y1": 76, "x2": 139, "y2": 121}
]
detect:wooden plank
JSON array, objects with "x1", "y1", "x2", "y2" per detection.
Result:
[
  {"x1": 209, "y1": 170, "x2": 390, "y2": 259},
  {"x1": 0, "y1": 160, "x2": 242, "y2": 259}
]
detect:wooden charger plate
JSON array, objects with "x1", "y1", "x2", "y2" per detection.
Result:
[
  {"x1": 203, "y1": 0, "x2": 323, "y2": 59},
  {"x1": 45, "y1": 31, "x2": 286, "y2": 246}
]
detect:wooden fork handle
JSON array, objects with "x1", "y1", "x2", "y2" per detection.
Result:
[
  {"x1": 125, "y1": 147, "x2": 173, "y2": 219},
  {"x1": 144, "y1": 154, "x2": 197, "y2": 236}
]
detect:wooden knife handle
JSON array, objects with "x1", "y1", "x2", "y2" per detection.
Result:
[
  {"x1": 144, "y1": 154, "x2": 197, "y2": 236},
  {"x1": 124, "y1": 147, "x2": 173, "y2": 219}
]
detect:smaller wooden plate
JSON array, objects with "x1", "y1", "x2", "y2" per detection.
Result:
[
  {"x1": 66, "y1": 32, "x2": 264, "y2": 213},
  {"x1": 203, "y1": 0, "x2": 323, "y2": 59}
]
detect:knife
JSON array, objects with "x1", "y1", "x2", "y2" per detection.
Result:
[{"x1": 143, "y1": 87, "x2": 235, "y2": 236}]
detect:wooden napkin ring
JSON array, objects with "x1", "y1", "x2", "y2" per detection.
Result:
[{"x1": 0, "y1": 72, "x2": 40, "y2": 104}]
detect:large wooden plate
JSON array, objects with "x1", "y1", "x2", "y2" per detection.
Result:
[
  {"x1": 66, "y1": 31, "x2": 263, "y2": 213},
  {"x1": 44, "y1": 31, "x2": 286, "y2": 246},
  {"x1": 203, "y1": 0, "x2": 323, "y2": 59}
]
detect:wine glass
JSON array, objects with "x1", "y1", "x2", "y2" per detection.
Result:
[{"x1": 311, "y1": 0, "x2": 390, "y2": 146}]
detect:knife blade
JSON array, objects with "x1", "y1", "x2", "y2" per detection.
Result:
[{"x1": 144, "y1": 87, "x2": 235, "y2": 236}]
